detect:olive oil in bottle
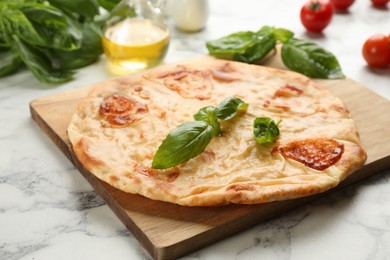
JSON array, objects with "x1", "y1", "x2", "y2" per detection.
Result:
[{"x1": 103, "y1": 18, "x2": 170, "y2": 75}]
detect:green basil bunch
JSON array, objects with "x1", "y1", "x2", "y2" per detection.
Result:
[
  {"x1": 152, "y1": 97, "x2": 248, "y2": 169},
  {"x1": 206, "y1": 26, "x2": 344, "y2": 79},
  {"x1": 0, "y1": 0, "x2": 120, "y2": 83}
]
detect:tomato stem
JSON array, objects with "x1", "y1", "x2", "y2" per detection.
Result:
[{"x1": 310, "y1": 1, "x2": 322, "y2": 10}]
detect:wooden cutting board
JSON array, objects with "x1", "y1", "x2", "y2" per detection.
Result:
[{"x1": 30, "y1": 56, "x2": 390, "y2": 260}]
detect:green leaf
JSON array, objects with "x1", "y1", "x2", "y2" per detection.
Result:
[
  {"x1": 253, "y1": 117, "x2": 280, "y2": 144},
  {"x1": 0, "y1": 35, "x2": 10, "y2": 48},
  {"x1": 206, "y1": 31, "x2": 258, "y2": 56},
  {"x1": 13, "y1": 36, "x2": 74, "y2": 83},
  {"x1": 42, "y1": 22, "x2": 102, "y2": 70},
  {"x1": 233, "y1": 32, "x2": 275, "y2": 63},
  {"x1": 271, "y1": 27, "x2": 294, "y2": 43},
  {"x1": 105, "y1": 0, "x2": 137, "y2": 27},
  {"x1": 0, "y1": 0, "x2": 38, "y2": 3},
  {"x1": 193, "y1": 106, "x2": 221, "y2": 136},
  {"x1": 281, "y1": 38, "x2": 344, "y2": 79},
  {"x1": 47, "y1": 0, "x2": 100, "y2": 19},
  {"x1": 205, "y1": 26, "x2": 293, "y2": 64},
  {"x1": 0, "y1": 2, "x2": 44, "y2": 46},
  {"x1": 0, "y1": 2, "x2": 82, "y2": 50},
  {"x1": 97, "y1": 0, "x2": 121, "y2": 11},
  {"x1": 20, "y1": 3, "x2": 82, "y2": 50},
  {"x1": 0, "y1": 47, "x2": 22, "y2": 77},
  {"x1": 216, "y1": 97, "x2": 248, "y2": 120},
  {"x1": 152, "y1": 97, "x2": 249, "y2": 169},
  {"x1": 152, "y1": 121, "x2": 215, "y2": 169},
  {"x1": 0, "y1": 0, "x2": 105, "y2": 83}
]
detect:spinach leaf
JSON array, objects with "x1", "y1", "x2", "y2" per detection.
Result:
[
  {"x1": 13, "y1": 36, "x2": 74, "y2": 83},
  {"x1": 42, "y1": 22, "x2": 102, "y2": 70},
  {"x1": 216, "y1": 97, "x2": 248, "y2": 120},
  {"x1": 0, "y1": 47, "x2": 22, "y2": 77},
  {"x1": 253, "y1": 117, "x2": 280, "y2": 144},
  {"x1": 193, "y1": 106, "x2": 221, "y2": 136},
  {"x1": 281, "y1": 38, "x2": 344, "y2": 79},
  {"x1": 152, "y1": 121, "x2": 215, "y2": 169}
]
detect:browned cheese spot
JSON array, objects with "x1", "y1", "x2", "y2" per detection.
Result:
[
  {"x1": 263, "y1": 84, "x2": 304, "y2": 109},
  {"x1": 209, "y1": 62, "x2": 237, "y2": 82},
  {"x1": 99, "y1": 94, "x2": 148, "y2": 127},
  {"x1": 227, "y1": 183, "x2": 256, "y2": 192},
  {"x1": 135, "y1": 164, "x2": 180, "y2": 183},
  {"x1": 158, "y1": 65, "x2": 214, "y2": 100},
  {"x1": 276, "y1": 138, "x2": 344, "y2": 171}
]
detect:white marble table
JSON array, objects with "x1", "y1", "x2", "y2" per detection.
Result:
[{"x1": 1, "y1": 0, "x2": 390, "y2": 259}]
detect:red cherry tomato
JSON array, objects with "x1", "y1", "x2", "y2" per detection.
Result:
[
  {"x1": 300, "y1": 0, "x2": 334, "y2": 33},
  {"x1": 362, "y1": 34, "x2": 390, "y2": 68},
  {"x1": 371, "y1": 0, "x2": 389, "y2": 7},
  {"x1": 330, "y1": 0, "x2": 355, "y2": 10}
]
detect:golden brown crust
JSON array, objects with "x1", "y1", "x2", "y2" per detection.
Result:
[
  {"x1": 67, "y1": 56, "x2": 367, "y2": 206},
  {"x1": 73, "y1": 138, "x2": 104, "y2": 171}
]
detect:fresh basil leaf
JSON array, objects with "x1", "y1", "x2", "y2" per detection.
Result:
[
  {"x1": 152, "y1": 121, "x2": 215, "y2": 169},
  {"x1": 257, "y1": 26, "x2": 273, "y2": 34},
  {"x1": 20, "y1": 3, "x2": 82, "y2": 50},
  {"x1": 0, "y1": 2, "x2": 82, "y2": 50},
  {"x1": 271, "y1": 28, "x2": 294, "y2": 43},
  {"x1": 253, "y1": 117, "x2": 280, "y2": 144},
  {"x1": 206, "y1": 26, "x2": 294, "y2": 63},
  {"x1": 216, "y1": 97, "x2": 248, "y2": 121},
  {"x1": 0, "y1": 0, "x2": 105, "y2": 83},
  {"x1": 106, "y1": 0, "x2": 138, "y2": 27},
  {"x1": 233, "y1": 32, "x2": 275, "y2": 63},
  {"x1": 152, "y1": 97, "x2": 249, "y2": 169},
  {"x1": 13, "y1": 36, "x2": 74, "y2": 83},
  {"x1": 0, "y1": 47, "x2": 22, "y2": 77},
  {"x1": 0, "y1": 36, "x2": 10, "y2": 48},
  {"x1": 47, "y1": 0, "x2": 100, "y2": 19},
  {"x1": 194, "y1": 106, "x2": 221, "y2": 136},
  {"x1": 98, "y1": 0, "x2": 121, "y2": 11},
  {"x1": 42, "y1": 22, "x2": 102, "y2": 70},
  {"x1": 281, "y1": 38, "x2": 344, "y2": 79},
  {"x1": 0, "y1": 0, "x2": 37, "y2": 4},
  {"x1": 206, "y1": 31, "x2": 258, "y2": 56},
  {"x1": 0, "y1": 2, "x2": 44, "y2": 46}
]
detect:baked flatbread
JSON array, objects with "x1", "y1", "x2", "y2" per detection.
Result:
[{"x1": 67, "y1": 57, "x2": 367, "y2": 206}]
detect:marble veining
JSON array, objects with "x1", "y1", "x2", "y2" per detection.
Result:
[{"x1": 1, "y1": 0, "x2": 390, "y2": 259}]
